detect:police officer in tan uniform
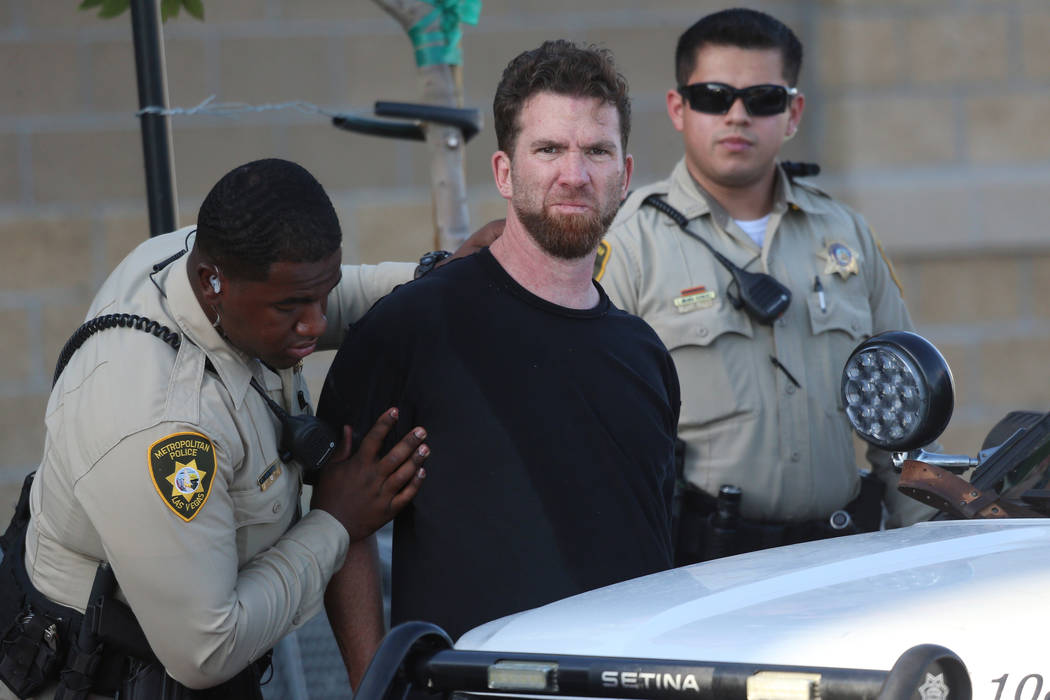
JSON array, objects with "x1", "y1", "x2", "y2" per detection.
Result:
[
  {"x1": 597, "y1": 9, "x2": 933, "y2": 563},
  {"x1": 1, "y1": 159, "x2": 489, "y2": 698}
]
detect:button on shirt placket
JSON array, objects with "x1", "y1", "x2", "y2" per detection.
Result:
[
  {"x1": 728, "y1": 208, "x2": 810, "y2": 514},
  {"x1": 768, "y1": 244, "x2": 810, "y2": 511},
  {"x1": 280, "y1": 364, "x2": 311, "y2": 517}
]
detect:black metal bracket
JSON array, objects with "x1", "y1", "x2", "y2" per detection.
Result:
[
  {"x1": 356, "y1": 622, "x2": 972, "y2": 700},
  {"x1": 332, "y1": 101, "x2": 482, "y2": 143},
  {"x1": 351, "y1": 621, "x2": 452, "y2": 700}
]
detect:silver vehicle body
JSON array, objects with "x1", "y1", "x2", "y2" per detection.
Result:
[{"x1": 457, "y1": 519, "x2": 1048, "y2": 699}]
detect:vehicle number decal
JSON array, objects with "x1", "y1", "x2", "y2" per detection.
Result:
[{"x1": 992, "y1": 674, "x2": 1047, "y2": 700}]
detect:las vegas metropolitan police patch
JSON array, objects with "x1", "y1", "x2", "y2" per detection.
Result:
[{"x1": 149, "y1": 432, "x2": 216, "y2": 522}]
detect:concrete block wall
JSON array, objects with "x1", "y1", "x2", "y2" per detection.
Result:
[{"x1": 2, "y1": 0, "x2": 1049, "y2": 512}]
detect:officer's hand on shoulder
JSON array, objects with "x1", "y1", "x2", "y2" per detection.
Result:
[{"x1": 310, "y1": 408, "x2": 428, "y2": 541}]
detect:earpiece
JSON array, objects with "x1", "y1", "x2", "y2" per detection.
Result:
[{"x1": 210, "y1": 276, "x2": 221, "y2": 293}]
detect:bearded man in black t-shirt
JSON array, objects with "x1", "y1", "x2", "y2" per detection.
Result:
[{"x1": 317, "y1": 39, "x2": 681, "y2": 692}]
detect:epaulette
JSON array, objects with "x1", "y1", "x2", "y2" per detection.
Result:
[
  {"x1": 598, "y1": 183, "x2": 671, "y2": 281},
  {"x1": 781, "y1": 161, "x2": 820, "y2": 179},
  {"x1": 781, "y1": 161, "x2": 833, "y2": 201},
  {"x1": 790, "y1": 178, "x2": 832, "y2": 200},
  {"x1": 617, "y1": 182, "x2": 671, "y2": 219}
]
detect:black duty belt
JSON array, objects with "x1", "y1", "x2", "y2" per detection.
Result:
[{"x1": 675, "y1": 485, "x2": 876, "y2": 566}]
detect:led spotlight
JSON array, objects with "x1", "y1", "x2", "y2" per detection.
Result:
[{"x1": 841, "y1": 331, "x2": 954, "y2": 451}]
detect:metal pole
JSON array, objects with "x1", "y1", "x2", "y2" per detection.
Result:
[{"x1": 130, "y1": 0, "x2": 178, "y2": 237}]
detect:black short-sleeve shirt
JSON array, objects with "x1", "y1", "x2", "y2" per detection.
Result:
[{"x1": 318, "y1": 248, "x2": 681, "y2": 640}]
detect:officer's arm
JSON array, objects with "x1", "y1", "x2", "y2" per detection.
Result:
[
  {"x1": 857, "y1": 216, "x2": 913, "y2": 336},
  {"x1": 856, "y1": 216, "x2": 938, "y2": 526},
  {"x1": 75, "y1": 425, "x2": 350, "y2": 689}
]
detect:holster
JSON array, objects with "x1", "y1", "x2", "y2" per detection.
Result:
[
  {"x1": 845, "y1": 470, "x2": 885, "y2": 533},
  {"x1": 674, "y1": 484, "x2": 712, "y2": 566},
  {"x1": 676, "y1": 487, "x2": 744, "y2": 565}
]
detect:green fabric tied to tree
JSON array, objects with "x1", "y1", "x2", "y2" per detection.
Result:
[{"x1": 408, "y1": 0, "x2": 481, "y2": 67}]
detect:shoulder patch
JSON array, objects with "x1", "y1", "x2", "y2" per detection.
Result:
[
  {"x1": 620, "y1": 184, "x2": 669, "y2": 215},
  {"x1": 148, "y1": 432, "x2": 217, "y2": 522},
  {"x1": 593, "y1": 240, "x2": 612, "y2": 281}
]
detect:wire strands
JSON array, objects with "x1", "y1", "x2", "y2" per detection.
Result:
[{"x1": 52, "y1": 314, "x2": 182, "y2": 386}]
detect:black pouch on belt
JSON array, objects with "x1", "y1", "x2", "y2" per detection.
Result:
[
  {"x1": 0, "y1": 473, "x2": 34, "y2": 628},
  {"x1": 0, "y1": 472, "x2": 64, "y2": 699},
  {"x1": 0, "y1": 610, "x2": 62, "y2": 698}
]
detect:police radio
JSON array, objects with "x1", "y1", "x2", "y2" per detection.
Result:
[
  {"x1": 642, "y1": 194, "x2": 791, "y2": 325},
  {"x1": 249, "y1": 378, "x2": 336, "y2": 485}
]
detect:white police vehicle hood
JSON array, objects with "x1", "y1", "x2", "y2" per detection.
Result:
[{"x1": 458, "y1": 519, "x2": 1050, "y2": 699}]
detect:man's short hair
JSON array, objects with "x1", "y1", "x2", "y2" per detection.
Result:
[
  {"x1": 493, "y1": 39, "x2": 631, "y2": 157},
  {"x1": 675, "y1": 8, "x2": 803, "y2": 87},
  {"x1": 196, "y1": 158, "x2": 341, "y2": 281}
]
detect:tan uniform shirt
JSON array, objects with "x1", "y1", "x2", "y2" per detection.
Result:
[
  {"x1": 22, "y1": 229, "x2": 413, "y2": 690},
  {"x1": 599, "y1": 159, "x2": 929, "y2": 525}
]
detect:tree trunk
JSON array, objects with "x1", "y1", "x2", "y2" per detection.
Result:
[{"x1": 373, "y1": 0, "x2": 472, "y2": 251}]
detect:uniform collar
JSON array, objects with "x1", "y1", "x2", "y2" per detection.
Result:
[
  {"x1": 777, "y1": 163, "x2": 833, "y2": 215},
  {"x1": 665, "y1": 158, "x2": 714, "y2": 222},
  {"x1": 665, "y1": 158, "x2": 753, "y2": 235},
  {"x1": 164, "y1": 236, "x2": 254, "y2": 408},
  {"x1": 665, "y1": 157, "x2": 831, "y2": 225}
]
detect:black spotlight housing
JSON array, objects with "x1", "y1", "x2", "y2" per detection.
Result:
[{"x1": 841, "y1": 331, "x2": 955, "y2": 452}]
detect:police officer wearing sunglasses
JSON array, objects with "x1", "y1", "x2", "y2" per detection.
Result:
[{"x1": 596, "y1": 8, "x2": 934, "y2": 564}]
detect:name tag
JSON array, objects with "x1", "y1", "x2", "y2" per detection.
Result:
[
  {"x1": 258, "y1": 461, "x2": 282, "y2": 492},
  {"x1": 674, "y1": 286, "x2": 717, "y2": 313}
]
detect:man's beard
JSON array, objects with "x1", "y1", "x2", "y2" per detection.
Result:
[{"x1": 513, "y1": 191, "x2": 620, "y2": 261}]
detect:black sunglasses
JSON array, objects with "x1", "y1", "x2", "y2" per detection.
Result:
[{"x1": 678, "y1": 82, "x2": 798, "y2": 117}]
